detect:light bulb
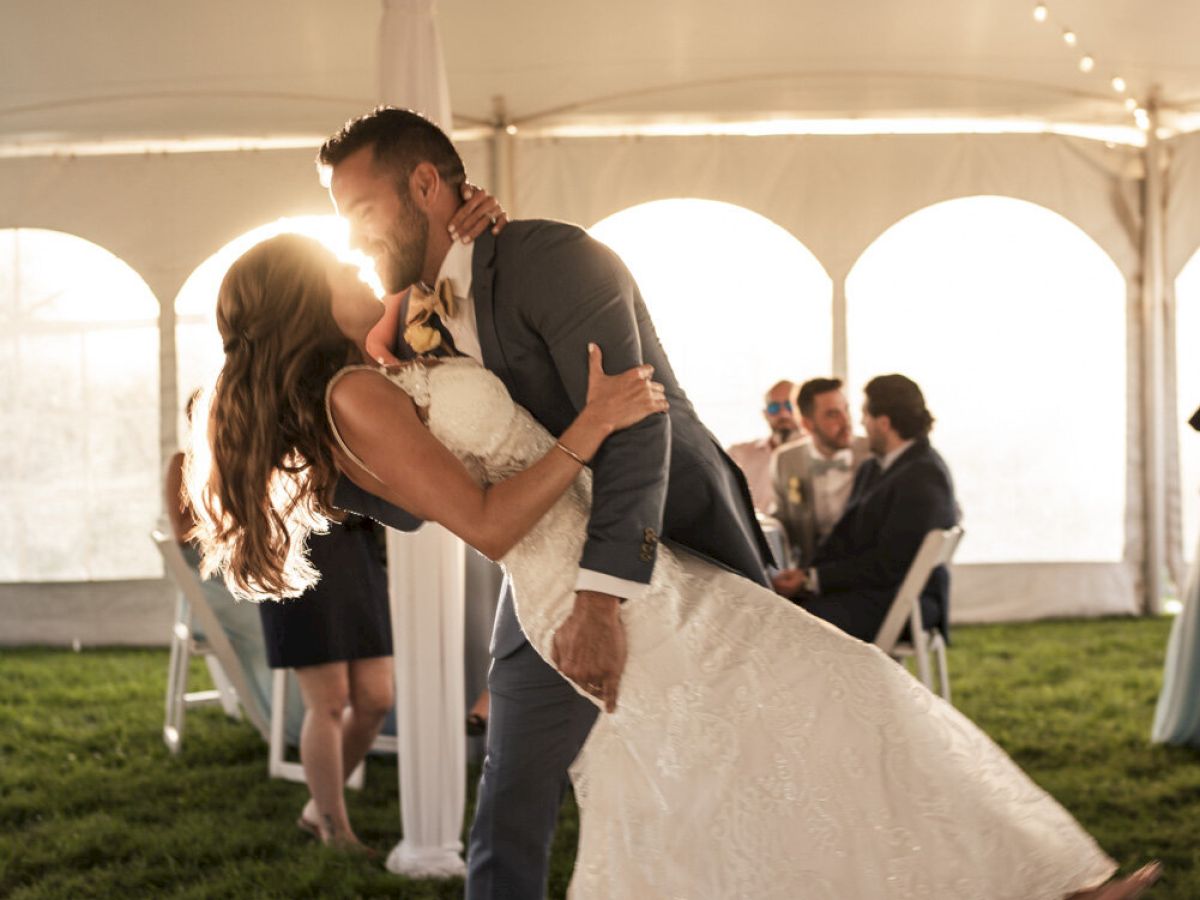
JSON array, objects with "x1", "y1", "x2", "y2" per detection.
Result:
[
  {"x1": 1033, "y1": 4, "x2": 1048, "y2": 22},
  {"x1": 1062, "y1": 29, "x2": 1076, "y2": 46},
  {"x1": 1111, "y1": 76, "x2": 1127, "y2": 93},
  {"x1": 1124, "y1": 97, "x2": 1137, "y2": 111},
  {"x1": 1078, "y1": 55, "x2": 1094, "y2": 73}
]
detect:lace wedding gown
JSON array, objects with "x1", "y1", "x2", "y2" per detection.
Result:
[{"x1": 348, "y1": 359, "x2": 1116, "y2": 899}]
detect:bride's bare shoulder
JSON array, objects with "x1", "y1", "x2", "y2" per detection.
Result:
[{"x1": 328, "y1": 365, "x2": 422, "y2": 430}]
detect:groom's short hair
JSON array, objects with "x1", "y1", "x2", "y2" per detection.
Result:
[{"x1": 318, "y1": 107, "x2": 465, "y2": 192}]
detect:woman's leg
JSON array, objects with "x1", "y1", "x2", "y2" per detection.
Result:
[
  {"x1": 341, "y1": 655, "x2": 394, "y2": 777},
  {"x1": 293, "y1": 662, "x2": 357, "y2": 844}
]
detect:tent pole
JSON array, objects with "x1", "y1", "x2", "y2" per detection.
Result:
[
  {"x1": 832, "y1": 274, "x2": 848, "y2": 382},
  {"x1": 490, "y1": 95, "x2": 516, "y2": 218},
  {"x1": 1141, "y1": 91, "x2": 1167, "y2": 615}
]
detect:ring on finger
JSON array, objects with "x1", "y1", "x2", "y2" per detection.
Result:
[{"x1": 585, "y1": 681, "x2": 603, "y2": 695}]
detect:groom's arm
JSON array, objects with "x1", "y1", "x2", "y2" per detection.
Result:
[{"x1": 523, "y1": 226, "x2": 671, "y2": 596}]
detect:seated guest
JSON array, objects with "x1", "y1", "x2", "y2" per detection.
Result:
[
  {"x1": 727, "y1": 379, "x2": 801, "y2": 512},
  {"x1": 770, "y1": 378, "x2": 870, "y2": 567},
  {"x1": 773, "y1": 374, "x2": 958, "y2": 643}
]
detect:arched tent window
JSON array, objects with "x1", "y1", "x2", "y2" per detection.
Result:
[
  {"x1": 0, "y1": 228, "x2": 160, "y2": 581},
  {"x1": 846, "y1": 196, "x2": 1126, "y2": 564},
  {"x1": 1175, "y1": 249, "x2": 1200, "y2": 562},
  {"x1": 590, "y1": 199, "x2": 832, "y2": 446},
  {"x1": 175, "y1": 216, "x2": 380, "y2": 407}
]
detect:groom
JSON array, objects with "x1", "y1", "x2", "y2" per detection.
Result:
[{"x1": 319, "y1": 107, "x2": 772, "y2": 899}]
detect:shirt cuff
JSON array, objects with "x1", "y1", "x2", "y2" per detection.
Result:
[
  {"x1": 807, "y1": 567, "x2": 820, "y2": 594},
  {"x1": 575, "y1": 569, "x2": 649, "y2": 601}
]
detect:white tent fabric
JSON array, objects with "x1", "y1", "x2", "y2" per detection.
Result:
[
  {"x1": 0, "y1": 129, "x2": 1179, "y2": 631},
  {"x1": 375, "y1": 0, "x2": 467, "y2": 878},
  {"x1": 513, "y1": 131, "x2": 1145, "y2": 621}
]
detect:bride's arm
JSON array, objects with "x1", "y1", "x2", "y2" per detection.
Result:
[{"x1": 329, "y1": 348, "x2": 665, "y2": 561}]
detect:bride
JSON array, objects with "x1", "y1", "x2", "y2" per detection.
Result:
[{"x1": 190, "y1": 232, "x2": 1157, "y2": 899}]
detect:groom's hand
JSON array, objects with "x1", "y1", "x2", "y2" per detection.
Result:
[{"x1": 551, "y1": 590, "x2": 627, "y2": 714}]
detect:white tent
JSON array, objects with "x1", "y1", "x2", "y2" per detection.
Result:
[
  {"x1": 3, "y1": 1, "x2": 1199, "y2": 629},
  {"x1": 2, "y1": 0, "x2": 1200, "y2": 624},
  {"x1": 6, "y1": 0, "x2": 1200, "y2": 878}
]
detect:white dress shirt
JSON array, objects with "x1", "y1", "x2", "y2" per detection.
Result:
[
  {"x1": 811, "y1": 446, "x2": 856, "y2": 541},
  {"x1": 880, "y1": 439, "x2": 915, "y2": 472},
  {"x1": 433, "y1": 241, "x2": 648, "y2": 600}
]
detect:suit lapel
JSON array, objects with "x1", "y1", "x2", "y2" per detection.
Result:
[{"x1": 470, "y1": 231, "x2": 513, "y2": 384}]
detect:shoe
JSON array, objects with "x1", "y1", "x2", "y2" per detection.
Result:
[{"x1": 466, "y1": 712, "x2": 488, "y2": 736}]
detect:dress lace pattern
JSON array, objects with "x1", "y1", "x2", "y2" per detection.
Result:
[{"x1": 368, "y1": 358, "x2": 1115, "y2": 900}]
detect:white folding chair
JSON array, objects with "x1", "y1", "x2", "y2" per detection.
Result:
[
  {"x1": 873, "y1": 526, "x2": 964, "y2": 703},
  {"x1": 154, "y1": 530, "x2": 270, "y2": 753}
]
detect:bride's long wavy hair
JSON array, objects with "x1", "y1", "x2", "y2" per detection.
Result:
[{"x1": 186, "y1": 233, "x2": 359, "y2": 600}]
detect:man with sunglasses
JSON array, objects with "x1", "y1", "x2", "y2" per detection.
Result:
[{"x1": 727, "y1": 380, "x2": 801, "y2": 512}]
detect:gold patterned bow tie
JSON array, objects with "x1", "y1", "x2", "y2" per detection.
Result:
[{"x1": 404, "y1": 278, "x2": 458, "y2": 354}]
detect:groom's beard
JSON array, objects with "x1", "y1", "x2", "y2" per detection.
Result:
[{"x1": 378, "y1": 194, "x2": 429, "y2": 293}]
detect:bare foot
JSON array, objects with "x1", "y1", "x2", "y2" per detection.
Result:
[
  {"x1": 297, "y1": 799, "x2": 374, "y2": 856},
  {"x1": 1069, "y1": 862, "x2": 1162, "y2": 899}
]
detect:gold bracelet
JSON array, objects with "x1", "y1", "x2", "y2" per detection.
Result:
[{"x1": 554, "y1": 440, "x2": 589, "y2": 466}]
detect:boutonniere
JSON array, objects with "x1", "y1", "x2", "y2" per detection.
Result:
[
  {"x1": 404, "y1": 279, "x2": 458, "y2": 354},
  {"x1": 403, "y1": 319, "x2": 443, "y2": 354},
  {"x1": 788, "y1": 475, "x2": 803, "y2": 505}
]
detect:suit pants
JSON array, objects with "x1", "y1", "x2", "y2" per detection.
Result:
[{"x1": 466, "y1": 641, "x2": 598, "y2": 900}]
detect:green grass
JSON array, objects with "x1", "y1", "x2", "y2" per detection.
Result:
[{"x1": 1, "y1": 617, "x2": 1196, "y2": 898}]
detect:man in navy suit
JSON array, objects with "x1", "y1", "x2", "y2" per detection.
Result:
[
  {"x1": 319, "y1": 107, "x2": 772, "y2": 899},
  {"x1": 773, "y1": 374, "x2": 958, "y2": 642}
]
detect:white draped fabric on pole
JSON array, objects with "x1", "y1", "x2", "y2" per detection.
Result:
[{"x1": 376, "y1": 0, "x2": 466, "y2": 878}]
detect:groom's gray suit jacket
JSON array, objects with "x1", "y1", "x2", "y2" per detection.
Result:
[{"x1": 335, "y1": 220, "x2": 773, "y2": 658}]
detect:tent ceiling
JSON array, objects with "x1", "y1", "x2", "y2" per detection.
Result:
[{"x1": 2, "y1": 0, "x2": 1198, "y2": 147}]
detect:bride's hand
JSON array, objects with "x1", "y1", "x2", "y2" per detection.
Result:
[
  {"x1": 448, "y1": 182, "x2": 509, "y2": 244},
  {"x1": 583, "y1": 343, "x2": 669, "y2": 434}
]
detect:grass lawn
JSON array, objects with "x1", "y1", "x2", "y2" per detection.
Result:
[{"x1": 1, "y1": 616, "x2": 1197, "y2": 898}]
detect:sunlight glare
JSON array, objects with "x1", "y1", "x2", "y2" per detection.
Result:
[{"x1": 590, "y1": 200, "x2": 832, "y2": 446}]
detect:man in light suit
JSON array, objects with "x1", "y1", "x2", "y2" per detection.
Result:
[
  {"x1": 774, "y1": 375, "x2": 958, "y2": 643},
  {"x1": 770, "y1": 377, "x2": 870, "y2": 568},
  {"x1": 319, "y1": 107, "x2": 772, "y2": 900}
]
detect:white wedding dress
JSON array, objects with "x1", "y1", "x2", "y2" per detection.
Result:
[{"x1": 345, "y1": 359, "x2": 1116, "y2": 899}]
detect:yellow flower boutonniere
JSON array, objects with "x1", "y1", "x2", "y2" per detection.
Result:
[
  {"x1": 788, "y1": 475, "x2": 803, "y2": 505},
  {"x1": 404, "y1": 321, "x2": 443, "y2": 354}
]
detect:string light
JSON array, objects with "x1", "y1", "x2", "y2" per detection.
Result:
[{"x1": 1030, "y1": 5, "x2": 1141, "y2": 124}]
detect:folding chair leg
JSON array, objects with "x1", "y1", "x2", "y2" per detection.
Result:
[
  {"x1": 163, "y1": 595, "x2": 190, "y2": 754},
  {"x1": 913, "y1": 631, "x2": 933, "y2": 691},
  {"x1": 204, "y1": 655, "x2": 242, "y2": 721},
  {"x1": 269, "y1": 669, "x2": 307, "y2": 784},
  {"x1": 934, "y1": 639, "x2": 951, "y2": 703}
]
